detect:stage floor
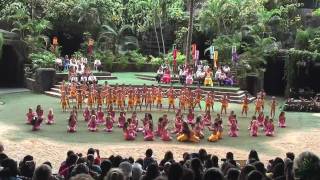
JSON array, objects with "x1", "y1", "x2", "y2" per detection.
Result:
[{"x1": 0, "y1": 90, "x2": 319, "y2": 171}]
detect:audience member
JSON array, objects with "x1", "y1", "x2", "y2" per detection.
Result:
[
  {"x1": 32, "y1": 164, "x2": 52, "y2": 180},
  {"x1": 143, "y1": 149, "x2": 155, "y2": 170}
]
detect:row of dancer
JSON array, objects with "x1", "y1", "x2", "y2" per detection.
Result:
[
  {"x1": 60, "y1": 82, "x2": 219, "y2": 112},
  {"x1": 26, "y1": 104, "x2": 287, "y2": 143}
]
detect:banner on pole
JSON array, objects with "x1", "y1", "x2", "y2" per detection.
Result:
[{"x1": 214, "y1": 51, "x2": 218, "y2": 68}]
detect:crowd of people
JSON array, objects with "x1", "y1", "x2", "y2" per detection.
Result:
[
  {"x1": 0, "y1": 142, "x2": 319, "y2": 180},
  {"x1": 55, "y1": 55, "x2": 99, "y2": 85},
  {"x1": 155, "y1": 63, "x2": 235, "y2": 87}
]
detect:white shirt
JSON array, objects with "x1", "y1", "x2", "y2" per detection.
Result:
[{"x1": 94, "y1": 60, "x2": 101, "y2": 66}]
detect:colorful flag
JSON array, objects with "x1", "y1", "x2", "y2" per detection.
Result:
[
  {"x1": 209, "y1": 46, "x2": 214, "y2": 60},
  {"x1": 214, "y1": 51, "x2": 218, "y2": 68}
]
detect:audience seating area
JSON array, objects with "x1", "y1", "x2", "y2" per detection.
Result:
[{"x1": 0, "y1": 142, "x2": 319, "y2": 180}]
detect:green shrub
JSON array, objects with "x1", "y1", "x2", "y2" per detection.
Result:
[
  {"x1": 295, "y1": 29, "x2": 310, "y2": 50},
  {"x1": 313, "y1": 8, "x2": 320, "y2": 16},
  {"x1": 29, "y1": 51, "x2": 56, "y2": 68},
  {"x1": 165, "y1": 50, "x2": 185, "y2": 66},
  {"x1": 95, "y1": 50, "x2": 114, "y2": 70}
]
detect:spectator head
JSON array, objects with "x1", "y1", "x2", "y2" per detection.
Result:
[
  {"x1": 73, "y1": 163, "x2": 90, "y2": 175},
  {"x1": 146, "y1": 149, "x2": 153, "y2": 158},
  {"x1": 248, "y1": 150, "x2": 259, "y2": 162},
  {"x1": 211, "y1": 155, "x2": 219, "y2": 168},
  {"x1": 106, "y1": 168, "x2": 125, "y2": 180},
  {"x1": 191, "y1": 158, "x2": 202, "y2": 172},
  {"x1": 101, "y1": 160, "x2": 112, "y2": 177},
  {"x1": 20, "y1": 155, "x2": 36, "y2": 178},
  {"x1": 0, "y1": 153, "x2": 8, "y2": 164},
  {"x1": 42, "y1": 161, "x2": 52, "y2": 169},
  {"x1": 226, "y1": 152, "x2": 234, "y2": 161},
  {"x1": 67, "y1": 153, "x2": 79, "y2": 166},
  {"x1": 199, "y1": 149, "x2": 208, "y2": 162},
  {"x1": 67, "y1": 150, "x2": 75, "y2": 157},
  {"x1": 32, "y1": 164, "x2": 52, "y2": 180},
  {"x1": 252, "y1": 161, "x2": 266, "y2": 176},
  {"x1": 128, "y1": 157, "x2": 134, "y2": 164},
  {"x1": 286, "y1": 152, "x2": 295, "y2": 161},
  {"x1": 293, "y1": 151, "x2": 320, "y2": 180},
  {"x1": 246, "y1": 170, "x2": 263, "y2": 180},
  {"x1": 168, "y1": 162, "x2": 183, "y2": 180},
  {"x1": 87, "y1": 154, "x2": 95, "y2": 165},
  {"x1": 239, "y1": 164, "x2": 256, "y2": 180},
  {"x1": 181, "y1": 167, "x2": 195, "y2": 180},
  {"x1": 203, "y1": 167, "x2": 224, "y2": 180},
  {"x1": 132, "y1": 163, "x2": 143, "y2": 180},
  {"x1": 226, "y1": 168, "x2": 240, "y2": 180},
  {"x1": 135, "y1": 158, "x2": 143, "y2": 167},
  {"x1": 164, "y1": 151, "x2": 173, "y2": 161},
  {"x1": 112, "y1": 155, "x2": 123, "y2": 167},
  {"x1": 70, "y1": 173, "x2": 94, "y2": 180},
  {"x1": 87, "y1": 148, "x2": 95, "y2": 155},
  {"x1": 183, "y1": 152, "x2": 190, "y2": 162},
  {"x1": 0, "y1": 158, "x2": 18, "y2": 177},
  {"x1": 0, "y1": 142, "x2": 3, "y2": 153},
  {"x1": 119, "y1": 161, "x2": 132, "y2": 179},
  {"x1": 77, "y1": 157, "x2": 86, "y2": 164}
]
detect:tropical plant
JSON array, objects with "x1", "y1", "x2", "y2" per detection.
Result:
[
  {"x1": 98, "y1": 24, "x2": 139, "y2": 55},
  {"x1": 239, "y1": 36, "x2": 279, "y2": 76},
  {"x1": 29, "y1": 51, "x2": 56, "y2": 68},
  {"x1": 165, "y1": 50, "x2": 186, "y2": 66}
]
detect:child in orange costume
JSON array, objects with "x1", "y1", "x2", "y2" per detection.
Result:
[
  {"x1": 134, "y1": 91, "x2": 142, "y2": 111},
  {"x1": 220, "y1": 95, "x2": 229, "y2": 115},
  {"x1": 127, "y1": 92, "x2": 135, "y2": 111},
  {"x1": 60, "y1": 92, "x2": 68, "y2": 112},
  {"x1": 270, "y1": 96, "x2": 277, "y2": 118},
  {"x1": 254, "y1": 96, "x2": 263, "y2": 115},
  {"x1": 145, "y1": 90, "x2": 153, "y2": 111},
  {"x1": 205, "y1": 92, "x2": 214, "y2": 112},
  {"x1": 241, "y1": 94, "x2": 249, "y2": 117},
  {"x1": 76, "y1": 90, "x2": 83, "y2": 109},
  {"x1": 167, "y1": 86, "x2": 176, "y2": 111},
  {"x1": 87, "y1": 91, "x2": 94, "y2": 109},
  {"x1": 156, "y1": 88, "x2": 163, "y2": 109}
]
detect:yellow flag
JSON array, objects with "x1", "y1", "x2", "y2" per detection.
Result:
[{"x1": 214, "y1": 51, "x2": 218, "y2": 68}]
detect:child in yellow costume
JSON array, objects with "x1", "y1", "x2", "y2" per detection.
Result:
[
  {"x1": 177, "y1": 122, "x2": 200, "y2": 143},
  {"x1": 208, "y1": 120, "x2": 223, "y2": 142},
  {"x1": 204, "y1": 69, "x2": 213, "y2": 86}
]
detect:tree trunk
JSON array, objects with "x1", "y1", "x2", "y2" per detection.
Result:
[
  {"x1": 158, "y1": 15, "x2": 166, "y2": 56},
  {"x1": 153, "y1": 14, "x2": 161, "y2": 56},
  {"x1": 185, "y1": 0, "x2": 194, "y2": 65}
]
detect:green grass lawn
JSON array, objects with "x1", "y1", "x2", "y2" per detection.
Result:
[{"x1": 0, "y1": 91, "x2": 319, "y2": 156}]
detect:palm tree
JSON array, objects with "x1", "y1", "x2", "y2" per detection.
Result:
[
  {"x1": 185, "y1": 0, "x2": 194, "y2": 65},
  {"x1": 98, "y1": 24, "x2": 139, "y2": 55}
]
